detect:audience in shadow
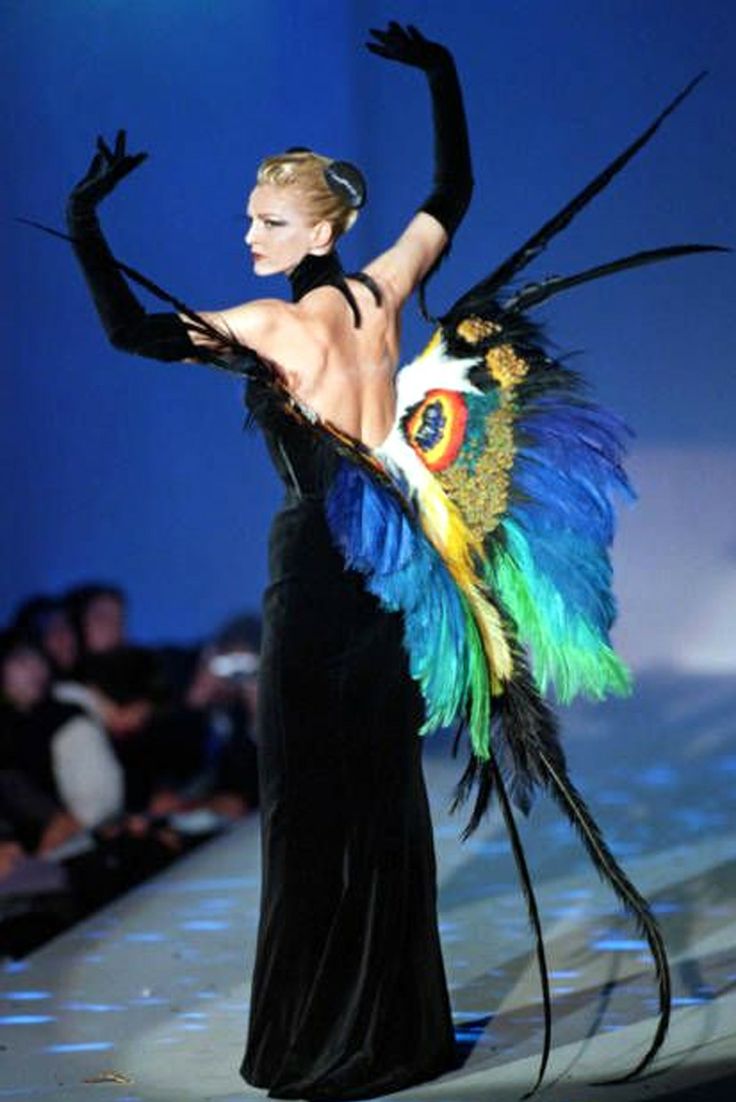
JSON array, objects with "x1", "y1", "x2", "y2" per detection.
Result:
[{"x1": 0, "y1": 582, "x2": 261, "y2": 957}]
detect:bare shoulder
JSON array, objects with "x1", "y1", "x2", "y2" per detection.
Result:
[{"x1": 186, "y1": 298, "x2": 293, "y2": 348}]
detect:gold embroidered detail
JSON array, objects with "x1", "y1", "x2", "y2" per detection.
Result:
[
  {"x1": 437, "y1": 397, "x2": 515, "y2": 539},
  {"x1": 456, "y1": 316, "x2": 502, "y2": 344},
  {"x1": 485, "y1": 343, "x2": 529, "y2": 389},
  {"x1": 455, "y1": 316, "x2": 528, "y2": 389}
]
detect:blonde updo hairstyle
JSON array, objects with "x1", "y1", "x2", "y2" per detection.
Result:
[{"x1": 256, "y1": 150, "x2": 360, "y2": 246}]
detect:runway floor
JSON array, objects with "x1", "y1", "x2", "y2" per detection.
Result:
[{"x1": 1, "y1": 668, "x2": 735, "y2": 1100}]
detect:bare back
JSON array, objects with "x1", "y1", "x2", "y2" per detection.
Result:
[
  {"x1": 265, "y1": 275, "x2": 401, "y2": 448},
  {"x1": 188, "y1": 212, "x2": 446, "y2": 447}
]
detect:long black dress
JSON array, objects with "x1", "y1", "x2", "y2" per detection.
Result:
[{"x1": 241, "y1": 378, "x2": 458, "y2": 1100}]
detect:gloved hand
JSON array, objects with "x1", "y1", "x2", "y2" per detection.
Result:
[
  {"x1": 68, "y1": 130, "x2": 148, "y2": 220},
  {"x1": 366, "y1": 21, "x2": 450, "y2": 74},
  {"x1": 65, "y1": 130, "x2": 196, "y2": 361}
]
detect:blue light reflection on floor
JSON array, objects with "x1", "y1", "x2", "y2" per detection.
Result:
[
  {"x1": 591, "y1": 938, "x2": 649, "y2": 951},
  {"x1": 0, "y1": 1015, "x2": 55, "y2": 1025},
  {"x1": 2, "y1": 991, "x2": 51, "y2": 1000},
  {"x1": 44, "y1": 1041, "x2": 115, "y2": 1053},
  {"x1": 0, "y1": 1090, "x2": 49, "y2": 1099},
  {"x1": 639, "y1": 765, "x2": 678, "y2": 787},
  {"x1": 651, "y1": 900, "x2": 684, "y2": 914},
  {"x1": 136, "y1": 876, "x2": 253, "y2": 895},
  {"x1": 180, "y1": 920, "x2": 231, "y2": 931}
]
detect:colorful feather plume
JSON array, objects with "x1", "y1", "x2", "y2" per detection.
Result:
[{"x1": 318, "y1": 73, "x2": 725, "y2": 1092}]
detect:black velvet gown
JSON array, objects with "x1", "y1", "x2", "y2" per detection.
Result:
[{"x1": 241, "y1": 378, "x2": 458, "y2": 1100}]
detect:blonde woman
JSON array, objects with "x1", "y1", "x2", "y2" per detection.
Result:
[{"x1": 63, "y1": 23, "x2": 472, "y2": 1100}]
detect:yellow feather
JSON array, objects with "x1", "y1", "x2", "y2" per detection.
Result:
[{"x1": 416, "y1": 477, "x2": 513, "y2": 685}]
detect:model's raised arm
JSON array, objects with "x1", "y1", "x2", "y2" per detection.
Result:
[
  {"x1": 66, "y1": 130, "x2": 226, "y2": 363},
  {"x1": 364, "y1": 23, "x2": 473, "y2": 306}
]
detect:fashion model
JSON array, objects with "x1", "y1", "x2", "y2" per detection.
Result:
[{"x1": 39, "y1": 20, "x2": 724, "y2": 1101}]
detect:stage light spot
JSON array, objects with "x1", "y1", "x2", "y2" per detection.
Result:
[
  {"x1": 592, "y1": 938, "x2": 648, "y2": 951},
  {"x1": 0, "y1": 1015, "x2": 55, "y2": 1025},
  {"x1": 45, "y1": 1041, "x2": 114, "y2": 1053},
  {"x1": 180, "y1": 920, "x2": 230, "y2": 931}
]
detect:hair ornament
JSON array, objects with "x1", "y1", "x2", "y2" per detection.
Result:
[
  {"x1": 285, "y1": 147, "x2": 367, "y2": 210},
  {"x1": 324, "y1": 161, "x2": 367, "y2": 210}
]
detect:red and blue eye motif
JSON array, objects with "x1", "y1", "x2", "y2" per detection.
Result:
[{"x1": 405, "y1": 390, "x2": 468, "y2": 471}]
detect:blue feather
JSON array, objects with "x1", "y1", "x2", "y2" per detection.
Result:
[{"x1": 326, "y1": 460, "x2": 473, "y2": 733}]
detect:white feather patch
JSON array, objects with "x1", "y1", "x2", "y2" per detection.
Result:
[{"x1": 393, "y1": 340, "x2": 480, "y2": 419}]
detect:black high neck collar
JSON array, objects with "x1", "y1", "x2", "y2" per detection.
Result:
[
  {"x1": 287, "y1": 251, "x2": 383, "y2": 329},
  {"x1": 288, "y1": 251, "x2": 347, "y2": 304}
]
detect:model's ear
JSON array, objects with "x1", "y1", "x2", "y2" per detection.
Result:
[{"x1": 309, "y1": 219, "x2": 334, "y2": 255}]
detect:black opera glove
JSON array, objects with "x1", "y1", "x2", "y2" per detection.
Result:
[
  {"x1": 66, "y1": 129, "x2": 198, "y2": 361},
  {"x1": 366, "y1": 22, "x2": 473, "y2": 238},
  {"x1": 68, "y1": 130, "x2": 149, "y2": 217},
  {"x1": 366, "y1": 20, "x2": 452, "y2": 73}
]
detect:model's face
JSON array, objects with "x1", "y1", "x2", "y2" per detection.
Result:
[{"x1": 245, "y1": 184, "x2": 330, "y2": 276}]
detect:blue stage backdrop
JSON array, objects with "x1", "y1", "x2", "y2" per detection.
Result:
[{"x1": 3, "y1": 0, "x2": 735, "y2": 646}]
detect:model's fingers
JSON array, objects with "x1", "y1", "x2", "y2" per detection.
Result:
[
  {"x1": 365, "y1": 43, "x2": 392, "y2": 59},
  {"x1": 96, "y1": 135, "x2": 113, "y2": 161},
  {"x1": 368, "y1": 28, "x2": 392, "y2": 45},
  {"x1": 114, "y1": 129, "x2": 127, "y2": 158},
  {"x1": 82, "y1": 151, "x2": 105, "y2": 181},
  {"x1": 115, "y1": 152, "x2": 148, "y2": 181}
]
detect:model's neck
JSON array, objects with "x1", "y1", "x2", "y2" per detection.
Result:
[{"x1": 288, "y1": 251, "x2": 345, "y2": 303}]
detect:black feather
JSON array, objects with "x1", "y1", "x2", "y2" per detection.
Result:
[
  {"x1": 505, "y1": 243, "x2": 730, "y2": 313},
  {"x1": 489, "y1": 756, "x2": 553, "y2": 1098},
  {"x1": 535, "y1": 747, "x2": 672, "y2": 1081},
  {"x1": 452, "y1": 642, "x2": 670, "y2": 1087},
  {"x1": 443, "y1": 72, "x2": 708, "y2": 324}
]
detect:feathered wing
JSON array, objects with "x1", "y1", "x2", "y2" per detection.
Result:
[{"x1": 324, "y1": 75, "x2": 727, "y2": 1091}]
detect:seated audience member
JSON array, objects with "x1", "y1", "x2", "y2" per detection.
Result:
[
  {"x1": 0, "y1": 767, "x2": 80, "y2": 865},
  {"x1": 66, "y1": 582, "x2": 127, "y2": 658},
  {"x1": 77, "y1": 644, "x2": 178, "y2": 811},
  {"x1": 12, "y1": 594, "x2": 79, "y2": 677},
  {"x1": 178, "y1": 613, "x2": 260, "y2": 819},
  {"x1": 63, "y1": 586, "x2": 203, "y2": 812},
  {"x1": 0, "y1": 631, "x2": 124, "y2": 831}
]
